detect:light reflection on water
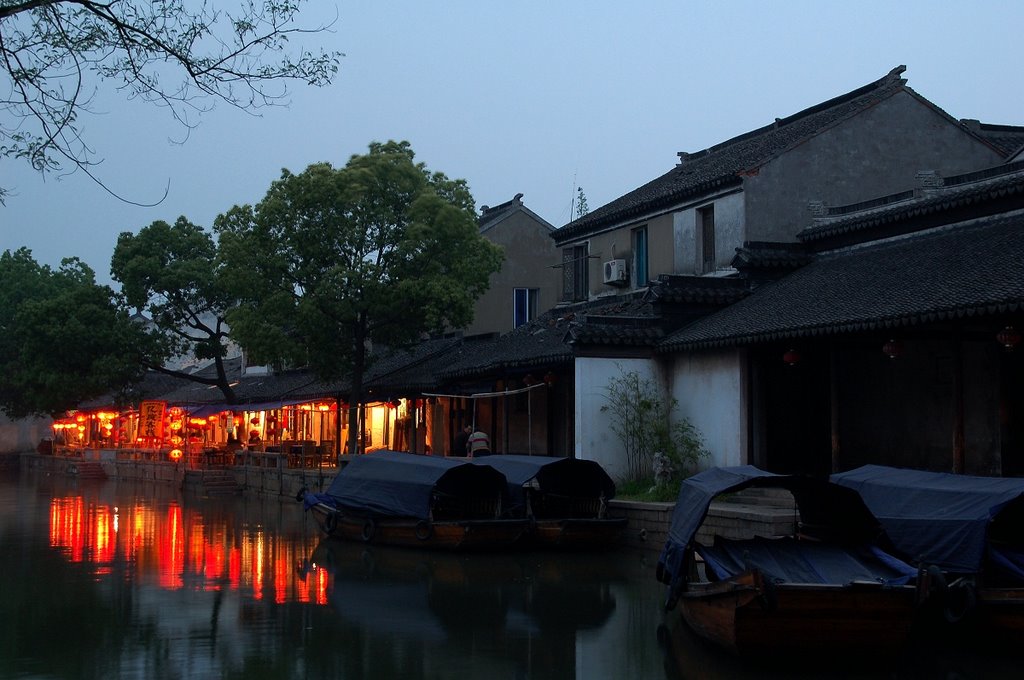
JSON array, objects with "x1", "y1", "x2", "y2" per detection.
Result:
[
  {"x1": 0, "y1": 470, "x2": 674, "y2": 680},
  {"x1": 6, "y1": 469, "x2": 1020, "y2": 680}
]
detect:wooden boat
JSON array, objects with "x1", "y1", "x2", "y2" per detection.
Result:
[
  {"x1": 299, "y1": 450, "x2": 530, "y2": 550},
  {"x1": 656, "y1": 466, "x2": 920, "y2": 657},
  {"x1": 832, "y1": 464, "x2": 1024, "y2": 639},
  {"x1": 474, "y1": 454, "x2": 627, "y2": 548}
]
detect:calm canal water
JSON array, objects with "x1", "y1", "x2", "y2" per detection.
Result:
[{"x1": 1, "y1": 469, "x2": 1020, "y2": 680}]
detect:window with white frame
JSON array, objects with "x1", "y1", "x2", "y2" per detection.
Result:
[{"x1": 513, "y1": 287, "x2": 539, "y2": 327}]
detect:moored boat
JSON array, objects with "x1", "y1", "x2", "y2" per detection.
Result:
[
  {"x1": 300, "y1": 450, "x2": 530, "y2": 550},
  {"x1": 832, "y1": 464, "x2": 1024, "y2": 639},
  {"x1": 474, "y1": 454, "x2": 627, "y2": 548},
  {"x1": 656, "y1": 466, "x2": 920, "y2": 657}
]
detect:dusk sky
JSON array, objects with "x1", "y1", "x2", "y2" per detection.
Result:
[{"x1": 2, "y1": 1, "x2": 1022, "y2": 286}]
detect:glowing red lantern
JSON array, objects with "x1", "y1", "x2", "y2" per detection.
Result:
[
  {"x1": 997, "y1": 325, "x2": 1021, "y2": 352},
  {"x1": 882, "y1": 339, "x2": 902, "y2": 360},
  {"x1": 782, "y1": 349, "x2": 801, "y2": 366},
  {"x1": 169, "y1": 449, "x2": 183, "y2": 461}
]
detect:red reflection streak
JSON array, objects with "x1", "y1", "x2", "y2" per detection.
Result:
[{"x1": 47, "y1": 494, "x2": 326, "y2": 603}]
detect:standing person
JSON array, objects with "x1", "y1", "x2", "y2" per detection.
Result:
[
  {"x1": 452, "y1": 425, "x2": 472, "y2": 457},
  {"x1": 467, "y1": 429, "x2": 491, "y2": 457}
]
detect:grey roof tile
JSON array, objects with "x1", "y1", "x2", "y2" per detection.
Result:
[
  {"x1": 554, "y1": 66, "x2": 911, "y2": 240},
  {"x1": 661, "y1": 209, "x2": 1024, "y2": 351}
]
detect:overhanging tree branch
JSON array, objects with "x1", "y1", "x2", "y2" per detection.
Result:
[{"x1": 1, "y1": 0, "x2": 341, "y2": 201}]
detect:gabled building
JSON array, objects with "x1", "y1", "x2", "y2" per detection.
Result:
[
  {"x1": 557, "y1": 65, "x2": 1024, "y2": 481},
  {"x1": 553, "y1": 66, "x2": 1016, "y2": 302},
  {"x1": 465, "y1": 193, "x2": 561, "y2": 335},
  {"x1": 657, "y1": 160, "x2": 1024, "y2": 477}
]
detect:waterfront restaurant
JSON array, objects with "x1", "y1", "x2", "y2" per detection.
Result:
[{"x1": 45, "y1": 396, "x2": 432, "y2": 469}]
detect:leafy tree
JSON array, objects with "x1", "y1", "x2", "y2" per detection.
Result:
[
  {"x1": 110, "y1": 216, "x2": 239, "y2": 403},
  {"x1": 217, "y1": 141, "x2": 504, "y2": 455},
  {"x1": 0, "y1": 248, "x2": 151, "y2": 417},
  {"x1": 600, "y1": 366, "x2": 708, "y2": 485},
  {"x1": 0, "y1": 0, "x2": 341, "y2": 202}
]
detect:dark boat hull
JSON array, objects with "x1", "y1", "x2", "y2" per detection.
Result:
[
  {"x1": 532, "y1": 517, "x2": 627, "y2": 549},
  {"x1": 676, "y1": 570, "x2": 918, "y2": 656},
  {"x1": 308, "y1": 501, "x2": 529, "y2": 550}
]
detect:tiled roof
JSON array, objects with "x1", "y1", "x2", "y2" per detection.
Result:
[
  {"x1": 799, "y1": 161, "x2": 1024, "y2": 245},
  {"x1": 478, "y1": 194, "x2": 523, "y2": 230},
  {"x1": 438, "y1": 314, "x2": 576, "y2": 380},
  {"x1": 646, "y1": 275, "x2": 750, "y2": 305},
  {"x1": 967, "y1": 121, "x2": 1024, "y2": 157},
  {"x1": 553, "y1": 66, "x2": 911, "y2": 241},
  {"x1": 731, "y1": 242, "x2": 813, "y2": 272},
  {"x1": 566, "y1": 279, "x2": 748, "y2": 348},
  {"x1": 660, "y1": 209, "x2": 1024, "y2": 351}
]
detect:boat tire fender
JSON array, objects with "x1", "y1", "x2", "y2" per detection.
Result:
[
  {"x1": 323, "y1": 512, "x2": 338, "y2": 535},
  {"x1": 943, "y1": 579, "x2": 977, "y2": 624},
  {"x1": 757, "y1": 578, "x2": 778, "y2": 612},
  {"x1": 361, "y1": 518, "x2": 376, "y2": 542},
  {"x1": 415, "y1": 520, "x2": 433, "y2": 541}
]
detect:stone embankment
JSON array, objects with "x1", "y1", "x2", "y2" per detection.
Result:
[{"x1": 17, "y1": 451, "x2": 793, "y2": 554}]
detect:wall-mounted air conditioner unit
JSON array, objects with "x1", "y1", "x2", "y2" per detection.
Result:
[{"x1": 603, "y1": 259, "x2": 628, "y2": 286}]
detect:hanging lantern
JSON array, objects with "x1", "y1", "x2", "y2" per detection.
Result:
[
  {"x1": 782, "y1": 349, "x2": 801, "y2": 366},
  {"x1": 169, "y1": 449, "x2": 184, "y2": 461},
  {"x1": 997, "y1": 325, "x2": 1022, "y2": 352},
  {"x1": 882, "y1": 339, "x2": 902, "y2": 360},
  {"x1": 544, "y1": 372, "x2": 556, "y2": 386}
]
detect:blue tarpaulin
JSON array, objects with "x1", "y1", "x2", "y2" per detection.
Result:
[
  {"x1": 657, "y1": 466, "x2": 890, "y2": 596},
  {"x1": 699, "y1": 536, "x2": 915, "y2": 586},
  {"x1": 471, "y1": 455, "x2": 616, "y2": 515},
  {"x1": 307, "y1": 450, "x2": 510, "y2": 520},
  {"x1": 832, "y1": 464, "x2": 1024, "y2": 576}
]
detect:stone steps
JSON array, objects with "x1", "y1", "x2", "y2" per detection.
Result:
[
  {"x1": 67, "y1": 460, "x2": 107, "y2": 480},
  {"x1": 183, "y1": 470, "x2": 239, "y2": 496}
]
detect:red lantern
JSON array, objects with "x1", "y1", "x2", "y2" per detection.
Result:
[
  {"x1": 783, "y1": 349, "x2": 801, "y2": 366},
  {"x1": 997, "y1": 325, "x2": 1021, "y2": 352},
  {"x1": 169, "y1": 448, "x2": 183, "y2": 461},
  {"x1": 882, "y1": 339, "x2": 902, "y2": 360}
]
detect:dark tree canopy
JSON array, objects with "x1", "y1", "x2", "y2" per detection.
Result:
[
  {"x1": 110, "y1": 216, "x2": 239, "y2": 403},
  {"x1": 0, "y1": 0, "x2": 340, "y2": 201},
  {"x1": 0, "y1": 248, "x2": 152, "y2": 417},
  {"x1": 217, "y1": 140, "x2": 504, "y2": 454}
]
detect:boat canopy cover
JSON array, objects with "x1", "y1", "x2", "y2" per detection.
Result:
[
  {"x1": 832, "y1": 464, "x2": 1024, "y2": 575},
  {"x1": 472, "y1": 455, "x2": 616, "y2": 514},
  {"x1": 699, "y1": 536, "x2": 916, "y2": 586},
  {"x1": 317, "y1": 451, "x2": 510, "y2": 520},
  {"x1": 657, "y1": 466, "x2": 886, "y2": 596}
]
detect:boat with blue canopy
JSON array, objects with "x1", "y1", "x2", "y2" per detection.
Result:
[
  {"x1": 300, "y1": 450, "x2": 530, "y2": 550},
  {"x1": 472, "y1": 454, "x2": 627, "y2": 548},
  {"x1": 832, "y1": 464, "x2": 1024, "y2": 636},
  {"x1": 656, "y1": 465, "x2": 920, "y2": 656}
]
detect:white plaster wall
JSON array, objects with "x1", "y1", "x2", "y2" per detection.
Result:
[
  {"x1": 574, "y1": 356, "x2": 661, "y2": 481},
  {"x1": 0, "y1": 414, "x2": 50, "y2": 454},
  {"x1": 672, "y1": 191, "x2": 745, "y2": 275},
  {"x1": 668, "y1": 349, "x2": 746, "y2": 469}
]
